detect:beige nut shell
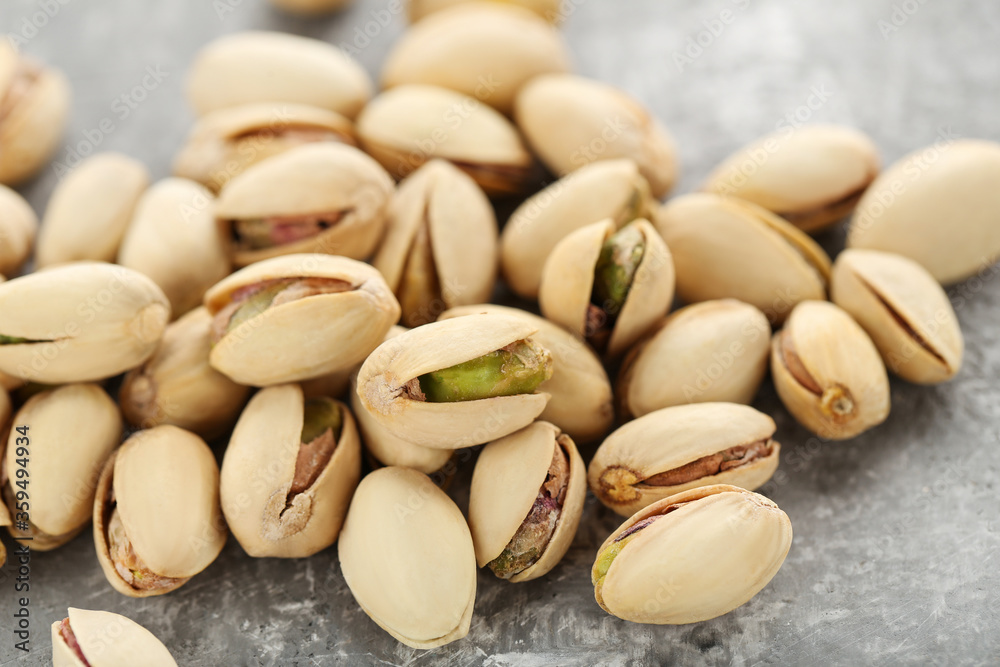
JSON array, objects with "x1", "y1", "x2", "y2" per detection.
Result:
[
  {"x1": 52, "y1": 608, "x2": 178, "y2": 667},
  {"x1": 0, "y1": 184, "x2": 37, "y2": 275},
  {"x1": 269, "y1": 0, "x2": 353, "y2": 15},
  {"x1": 409, "y1": 0, "x2": 563, "y2": 23}
]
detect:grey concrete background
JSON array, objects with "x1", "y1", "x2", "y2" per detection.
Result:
[{"x1": 2, "y1": 0, "x2": 1000, "y2": 665}]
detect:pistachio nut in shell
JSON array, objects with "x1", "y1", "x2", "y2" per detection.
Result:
[
  {"x1": 831, "y1": 249, "x2": 963, "y2": 385},
  {"x1": 356, "y1": 313, "x2": 552, "y2": 449},
  {"x1": 772, "y1": 300, "x2": 890, "y2": 440},
  {"x1": 382, "y1": 3, "x2": 570, "y2": 115},
  {"x1": 36, "y1": 153, "x2": 149, "y2": 267},
  {"x1": 589, "y1": 403, "x2": 780, "y2": 517},
  {"x1": 52, "y1": 608, "x2": 178, "y2": 667},
  {"x1": 702, "y1": 124, "x2": 880, "y2": 233},
  {"x1": 655, "y1": 193, "x2": 831, "y2": 323},
  {"x1": 539, "y1": 219, "x2": 674, "y2": 358},
  {"x1": 374, "y1": 160, "x2": 497, "y2": 327},
  {"x1": 848, "y1": 139, "x2": 1000, "y2": 284},
  {"x1": 215, "y1": 143, "x2": 393, "y2": 267},
  {"x1": 186, "y1": 31, "x2": 372, "y2": 119},
  {"x1": 592, "y1": 484, "x2": 792, "y2": 624},
  {"x1": 93, "y1": 426, "x2": 227, "y2": 598},
  {"x1": 409, "y1": 0, "x2": 563, "y2": 22},
  {"x1": 618, "y1": 300, "x2": 771, "y2": 418},
  {"x1": 174, "y1": 102, "x2": 356, "y2": 193},
  {"x1": 0, "y1": 42, "x2": 71, "y2": 186},
  {"x1": 338, "y1": 466, "x2": 476, "y2": 649},
  {"x1": 356, "y1": 84, "x2": 536, "y2": 196},
  {"x1": 0, "y1": 262, "x2": 170, "y2": 383},
  {"x1": 0, "y1": 184, "x2": 37, "y2": 275},
  {"x1": 268, "y1": 0, "x2": 352, "y2": 14},
  {"x1": 515, "y1": 74, "x2": 678, "y2": 198},
  {"x1": 205, "y1": 254, "x2": 399, "y2": 386},
  {"x1": 119, "y1": 307, "x2": 251, "y2": 439},
  {"x1": 469, "y1": 421, "x2": 585, "y2": 582},
  {"x1": 440, "y1": 304, "x2": 613, "y2": 443}
]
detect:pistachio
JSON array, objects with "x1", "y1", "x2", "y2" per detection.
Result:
[
  {"x1": 356, "y1": 313, "x2": 552, "y2": 449},
  {"x1": 515, "y1": 74, "x2": 678, "y2": 198},
  {"x1": 221, "y1": 385, "x2": 360, "y2": 558},
  {"x1": 0, "y1": 184, "x2": 37, "y2": 275},
  {"x1": 36, "y1": 153, "x2": 149, "y2": 267},
  {"x1": 374, "y1": 160, "x2": 498, "y2": 327},
  {"x1": 0, "y1": 262, "x2": 170, "y2": 383},
  {"x1": 772, "y1": 300, "x2": 890, "y2": 440},
  {"x1": 0, "y1": 369, "x2": 21, "y2": 392},
  {"x1": 93, "y1": 426, "x2": 227, "y2": 598},
  {"x1": 52, "y1": 608, "x2": 178, "y2": 667},
  {"x1": 268, "y1": 0, "x2": 352, "y2": 14},
  {"x1": 618, "y1": 300, "x2": 771, "y2": 418},
  {"x1": 409, "y1": 0, "x2": 563, "y2": 23},
  {"x1": 338, "y1": 466, "x2": 476, "y2": 649},
  {"x1": 848, "y1": 139, "x2": 1000, "y2": 284},
  {"x1": 356, "y1": 84, "x2": 536, "y2": 195},
  {"x1": 215, "y1": 143, "x2": 393, "y2": 267},
  {"x1": 539, "y1": 219, "x2": 674, "y2": 358},
  {"x1": 0, "y1": 42, "x2": 71, "y2": 186},
  {"x1": 702, "y1": 125, "x2": 880, "y2": 233},
  {"x1": 186, "y1": 31, "x2": 372, "y2": 119},
  {"x1": 832, "y1": 249, "x2": 963, "y2": 385},
  {"x1": 500, "y1": 159, "x2": 656, "y2": 299},
  {"x1": 592, "y1": 484, "x2": 792, "y2": 624},
  {"x1": 655, "y1": 193, "x2": 832, "y2": 323},
  {"x1": 119, "y1": 307, "x2": 251, "y2": 439}
]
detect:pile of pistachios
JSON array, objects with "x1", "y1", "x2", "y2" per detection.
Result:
[{"x1": 2, "y1": 0, "x2": 1000, "y2": 660}]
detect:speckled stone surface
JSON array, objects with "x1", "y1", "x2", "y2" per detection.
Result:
[{"x1": 1, "y1": 0, "x2": 999, "y2": 665}]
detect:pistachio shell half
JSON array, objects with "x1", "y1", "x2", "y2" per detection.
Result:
[
  {"x1": 772, "y1": 300, "x2": 890, "y2": 440},
  {"x1": 268, "y1": 0, "x2": 352, "y2": 14},
  {"x1": 0, "y1": 184, "x2": 37, "y2": 275},
  {"x1": 339, "y1": 466, "x2": 476, "y2": 649},
  {"x1": 832, "y1": 249, "x2": 963, "y2": 385},
  {"x1": 592, "y1": 484, "x2": 792, "y2": 624},
  {"x1": 409, "y1": 0, "x2": 563, "y2": 23},
  {"x1": 52, "y1": 608, "x2": 178, "y2": 667}
]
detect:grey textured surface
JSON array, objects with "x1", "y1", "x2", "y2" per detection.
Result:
[{"x1": 2, "y1": 0, "x2": 1000, "y2": 665}]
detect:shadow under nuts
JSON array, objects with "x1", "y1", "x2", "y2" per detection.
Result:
[{"x1": 52, "y1": 607, "x2": 178, "y2": 667}]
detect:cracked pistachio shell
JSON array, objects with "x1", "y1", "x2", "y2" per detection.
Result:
[
  {"x1": 118, "y1": 178, "x2": 230, "y2": 318},
  {"x1": 848, "y1": 139, "x2": 1000, "y2": 285},
  {"x1": 4, "y1": 385, "x2": 119, "y2": 550},
  {"x1": 119, "y1": 307, "x2": 250, "y2": 439},
  {"x1": 0, "y1": 262, "x2": 170, "y2": 384},
  {"x1": 655, "y1": 193, "x2": 832, "y2": 324},
  {"x1": 832, "y1": 249, "x2": 962, "y2": 385},
  {"x1": 221, "y1": 385, "x2": 360, "y2": 558},
  {"x1": 588, "y1": 403, "x2": 780, "y2": 517},
  {"x1": 772, "y1": 300, "x2": 889, "y2": 440},
  {"x1": 593, "y1": 484, "x2": 792, "y2": 624},
  {"x1": 339, "y1": 467, "x2": 476, "y2": 649},
  {"x1": 703, "y1": 125, "x2": 880, "y2": 233},
  {"x1": 539, "y1": 219, "x2": 674, "y2": 359},
  {"x1": 0, "y1": 184, "x2": 37, "y2": 275},
  {"x1": 374, "y1": 160, "x2": 497, "y2": 327},
  {"x1": 500, "y1": 159, "x2": 656, "y2": 299},
  {"x1": 186, "y1": 31, "x2": 372, "y2": 119},
  {"x1": 356, "y1": 313, "x2": 550, "y2": 449},
  {"x1": 52, "y1": 608, "x2": 178, "y2": 667},
  {"x1": 357, "y1": 85, "x2": 536, "y2": 196},
  {"x1": 618, "y1": 300, "x2": 771, "y2": 418},
  {"x1": 409, "y1": 0, "x2": 563, "y2": 22},
  {"x1": 469, "y1": 421, "x2": 585, "y2": 582},
  {"x1": 0, "y1": 42, "x2": 71, "y2": 186},
  {"x1": 174, "y1": 102, "x2": 356, "y2": 193},
  {"x1": 93, "y1": 426, "x2": 227, "y2": 598},
  {"x1": 383, "y1": 3, "x2": 570, "y2": 115},
  {"x1": 515, "y1": 74, "x2": 678, "y2": 198},
  {"x1": 269, "y1": 0, "x2": 353, "y2": 14},
  {"x1": 36, "y1": 153, "x2": 149, "y2": 267},
  {"x1": 215, "y1": 143, "x2": 394, "y2": 267}
]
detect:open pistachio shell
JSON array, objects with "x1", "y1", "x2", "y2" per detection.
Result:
[
  {"x1": 832, "y1": 249, "x2": 963, "y2": 385},
  {"x1": 268, "y1": 0, "x2": 353, "y2": 14},
  {"x1": 0, "y1": 184, "x2": 37, "y2": 276},
  {"x1": 655, "y1": 193, "x2": 832, "y2": 323},
  {"x1": 618, "y1": 300, "x2": 771, "y2": 418},
  {"x1": 409, "y1": 0, "x2": 563, "y2": 22},
  {"x1": 36, "y1": 153, "x2": 149, "y2": 267},
  {"x1": 593, "y1": 484, "x2": 792, "y2": 624},
  {"x1": 186, "y1": 31, "x2": 372, "y2": 119},
  {"x1": 204, "y1": 254, "x2": 400, "y2": 386},
  {"x1": 0, "y1": 262, "x2": 170, "y2": 384},
  {"x1": 356, "y1": 313, "x2": 551, "y2": 449},
  {"x1": 702, "y1": 125, "x2": 880, "y2": 233},
  {"x1": 772, "y1": 300, "x2": 890, "y2": 440},
  {"x1": 589, "y1": 403, "x2": 780, "y2": 517},
  {"x1": 93, "y1": 426, "x2": 227, "y2": 598},
  {"x1": 52, "y1": 608, "x2": 178, "y2": 667}
]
